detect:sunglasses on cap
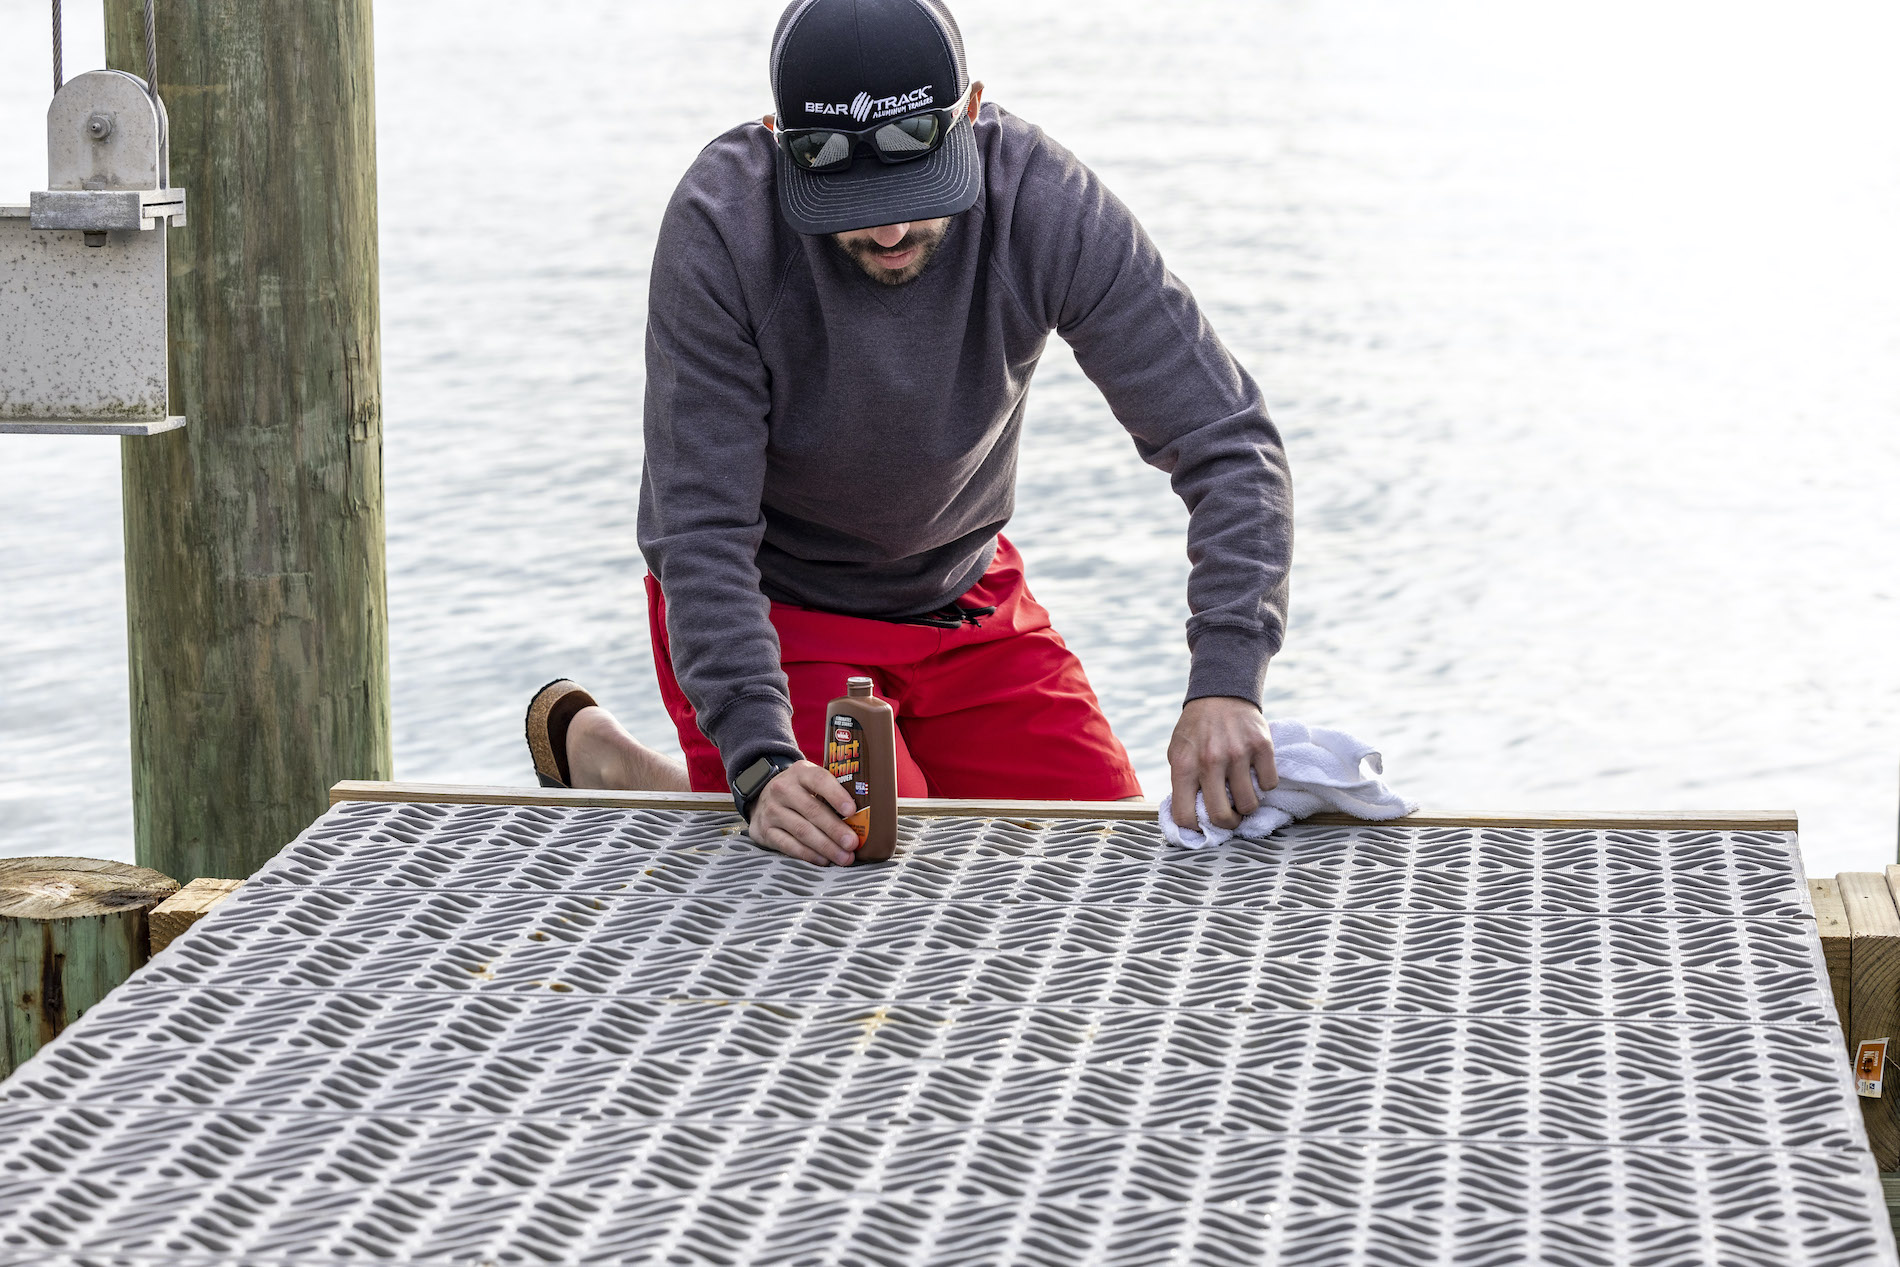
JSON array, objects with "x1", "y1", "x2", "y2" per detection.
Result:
[{"x1": 775, "y1": 84, "x2": 974, "y2": 174}]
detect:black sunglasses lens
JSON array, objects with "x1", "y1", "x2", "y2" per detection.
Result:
[
  {"x1": 874, "y1": 113, "x2": 941, "y2": 158},
  {"x1": 789, "y1": 131, "x2": 853, "y2": 170}
]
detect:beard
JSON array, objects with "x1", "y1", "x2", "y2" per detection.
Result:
[{"x1": 831, "y1": 220, "x2": 951, "y2": 286}]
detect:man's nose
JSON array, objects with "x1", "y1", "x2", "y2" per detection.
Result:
[{"x1": 869, "y1": 223, "x2": 910, "y2": 248}]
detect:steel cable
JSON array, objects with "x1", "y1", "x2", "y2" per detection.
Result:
[
  {"x1": 52, "y1": 0, "x2": 62, "y2": 94},
  {"x1": 142, "y1": 0, "x2": 169, "y2": 187},
  {"x1": 142, "y1": 0, "x2": 156, "y2": 94}
]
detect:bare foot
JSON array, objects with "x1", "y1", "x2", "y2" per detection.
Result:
[{"x1": 565, "y1": 704, "x2": 691, "y2": 791}]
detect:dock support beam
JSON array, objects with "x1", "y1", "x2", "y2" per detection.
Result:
[{"x1": 105, "y1": 0, "x2": 390, "y2": 881}]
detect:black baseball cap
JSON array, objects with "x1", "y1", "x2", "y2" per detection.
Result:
[{"x1": 769, "y1": 0, "x2": 981, "y2": 236}]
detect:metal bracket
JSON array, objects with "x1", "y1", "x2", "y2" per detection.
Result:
[
  {"x1": 30, "y1": 187, "x2": 187, "y2": 232},
  {"x1": 0, "y1": 70, "x2": 187, "y2": 436},
  {"x1": 44, "y1": 69, "x2": 170, "y2": 193}
]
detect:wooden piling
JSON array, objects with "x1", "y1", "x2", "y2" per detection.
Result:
[
  {"x1": 104, "y1": 0, "x2": 390, "y2": 882},
  {"x1": 1838, "y1": 872, "x2": 1900, "y2": 1169},
  {"x1": 1, "y1": 859, "x2": 177, "y2": 1079}
]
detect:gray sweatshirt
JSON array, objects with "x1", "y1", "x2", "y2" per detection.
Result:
[{"x1": 637, "y1": 104, "x2": 1292, "y2": 784}]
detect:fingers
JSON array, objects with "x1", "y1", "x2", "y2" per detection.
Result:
[
  {"x1": 1215, "y1": 734, "x2": 1278, "y2": 827},
  {"x1": 768, "y1": 806, "x2": 854, "y2": 866},
  {"x1": 1169, "y1": 697, "x2": 1279, "y2": 833},
  {"x1": 1202, "y1": 757, "x2": 1241, "y2": 830},
  {"x1": 1228, "y1": 759, "x2": 1260, "y2": 818},
  {"x1": 750, "y1": 762, "x2": 861, "y2": 867},
  {"x1": 804, "y1": 765, "x2": 859, "y2": 820},
  {"x1": 756, "y1": 824, "x2": 832, "y2": 867},
  {"x1": 783, "y1": 767, "x2": 860, "y2": 854},
  {"x1": 1253, "y1": 739, "x2": 1279, "y2": 791},
  {"x1": 1169, "y1": 760, "x2": 1200, "y2": 830}
]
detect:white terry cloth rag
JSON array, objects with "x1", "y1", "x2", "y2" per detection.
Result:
[{"x1": 1157, "y1": 719, "x2": 1418, "y2": 849}]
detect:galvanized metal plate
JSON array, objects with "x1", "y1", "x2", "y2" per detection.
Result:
[
  {"x1": 0, "y1": 803, "x2": 1886, "y2": 1265},
  {"x1": 0, "y1": 210, "x2": 175, "y2": 433}
]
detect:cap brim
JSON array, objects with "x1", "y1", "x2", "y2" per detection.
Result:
[{"x1": 775, "y1": 114, "x2": 981, "y2": 236}]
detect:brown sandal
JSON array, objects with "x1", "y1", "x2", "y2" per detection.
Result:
[{"x1": 524, "y1": 678, "x2": 598, "y2": 788}]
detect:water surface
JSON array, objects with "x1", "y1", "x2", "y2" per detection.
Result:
[{"x1": 3, "y1": 0, "x2": 1897, "y2": 873}]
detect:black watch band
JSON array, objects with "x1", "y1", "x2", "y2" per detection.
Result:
[{"x1": 732, "y1": 754, "x2": 798, "y2": 823}]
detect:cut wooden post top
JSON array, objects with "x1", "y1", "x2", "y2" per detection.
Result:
[
  {"x1": 148, "y1": 878, "x2": 245, "y2": 956},
  {"x1": 1, "y1": 858, "x2": 178, "y2": 1079},
  {"x1": 0, "y1": 858, "x2": 178, "y2": 920},
  {"x1": 1838, "y1": 872, "x2": 1900, "y2": 937},
  {"x1": 1811, "y1": 878, "x2": 1851, "y2": 934},
  {"x1": 155, "y1": 877, "x2": 245, "y2": 906}
]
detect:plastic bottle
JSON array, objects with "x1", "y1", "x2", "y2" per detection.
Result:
[{"x1": 824, "y1": 676, "x2": 897, "y2": 862}]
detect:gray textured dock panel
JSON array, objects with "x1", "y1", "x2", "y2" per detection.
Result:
[{"x1": 0, "y1": 802, "x2": 1889, "y2": 1265}]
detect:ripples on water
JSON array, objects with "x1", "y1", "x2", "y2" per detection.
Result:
[{"x1": 2, "y1": 0, "x2": 1897, "y2": 873}]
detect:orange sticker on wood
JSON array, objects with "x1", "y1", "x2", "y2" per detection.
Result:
[{"x1": 1855, "y1": 1038, "x2": 1888, "y2": 1098}]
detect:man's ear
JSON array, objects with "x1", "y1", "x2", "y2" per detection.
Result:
[
  {"x1": 762, "y1": 113, "x2": 776, "y2": 130},
  {"x1": 966, "y1": 82, "x2": 983, "y2": 122}
]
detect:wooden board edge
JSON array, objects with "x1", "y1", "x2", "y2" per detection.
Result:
[
  {"x1": 170, "y1": 877, "x2": 245, "y2": 905},
  {"x1": 1810, "y1": 878, "x2": 1852, "y2": 932},
  {"x1": 148, "y1": 877, "x2": 245, "y2": 956},
  {"x1": 1809, "y1": 878, "x2": 1854, "y2": 1042},
  {"x1": 1841, "y1": 872, "x2": 1900, "y2": 939},
  {"x1": 327, "y1": 782, "x2": 1797, "y2": 831}
]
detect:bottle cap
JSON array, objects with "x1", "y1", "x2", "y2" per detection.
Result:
[{"x1": 846, "y1": 676, "x2": 873, "y2": 698}]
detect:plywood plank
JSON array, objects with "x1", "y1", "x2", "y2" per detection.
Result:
[
  {"x1": 1839, "y1": 871, "x2": 1900, "y2": 1169},
  {"x1": 1810, "y1": 877, "x2": 1852, "y2": 1044},
  {"x1": 326, "y1": 782, "x2": 1797, "y2": 831}
]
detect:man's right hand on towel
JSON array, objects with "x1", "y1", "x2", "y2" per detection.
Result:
[
  {"x1": 751, "y1": 761, "x2": 863, "y2": 867},
  {"x1": 1168, "y1": 697, "x2": 1280, "y2": 832}
]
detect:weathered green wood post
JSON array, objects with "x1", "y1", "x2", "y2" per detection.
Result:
[
  {"x1": 104, "y1": 1, "x2": 390, "y2": 881},
  {"x1": 1, "y1": 859, "x2": 178, "y2": 1079}
]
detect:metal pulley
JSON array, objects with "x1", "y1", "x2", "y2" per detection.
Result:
[{"x1": 0, "y1": 68, "x2": 188, "y2": 436}]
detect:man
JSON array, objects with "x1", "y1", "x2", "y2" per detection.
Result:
[{"x1": 525, "y1": 0, "x2": 1291, "y2": 867}]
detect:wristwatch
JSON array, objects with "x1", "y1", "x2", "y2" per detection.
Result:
[{"x1": 732, "y1": 753, "x2": 798, "y2": 823}]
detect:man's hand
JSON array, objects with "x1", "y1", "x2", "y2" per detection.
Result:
[
  {"x1": 748, "y1": 760, "x2": 861, "y2": 866},
  {"x1": 1168, "y1": 696, "x2": 1278, "y2": 831}
]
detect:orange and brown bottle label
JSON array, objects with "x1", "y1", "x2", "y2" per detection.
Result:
[{"x1": 826, "y1": 713, "x2": 872, "y2": 845}]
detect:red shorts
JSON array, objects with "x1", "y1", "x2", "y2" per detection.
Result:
[{"x1": 647, "y1": 537, "x2": 1142, "y2": 800}]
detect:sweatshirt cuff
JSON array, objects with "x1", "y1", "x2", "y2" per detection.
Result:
[
  {"x1": 709, "y1": 693, "x2": 803, "y2": 787},
  {"x1": 1184, "y1": 627, "x2": 1273, "y2": 708}
]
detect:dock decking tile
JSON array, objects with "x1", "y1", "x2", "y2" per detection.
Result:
[{"x1": 0, "y1": 803, "x2": 1886, "y2": 1264}]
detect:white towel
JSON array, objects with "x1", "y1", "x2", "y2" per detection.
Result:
[{"x1": 1157, "y1": 719, "x2": 1417, "y2": 848}]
